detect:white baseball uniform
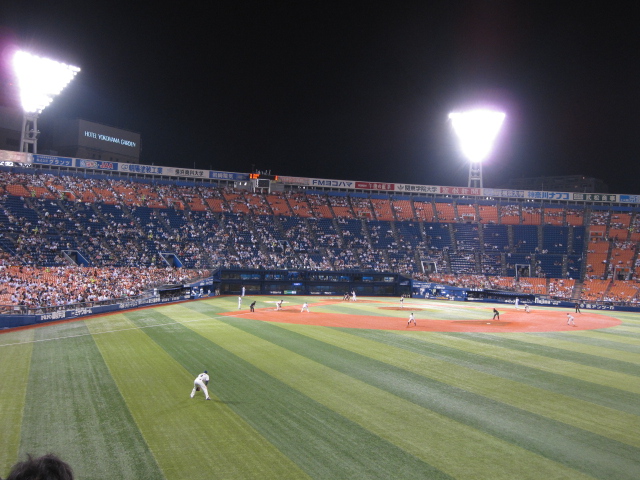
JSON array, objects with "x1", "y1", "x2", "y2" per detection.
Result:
[{"x1": 191, "y1": 372, "x2": 210, "y2": 400}]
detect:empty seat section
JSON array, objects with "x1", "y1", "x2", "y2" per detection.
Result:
[
  {"x1": 542, "y1": 226, "x2": 569, "y2": 253},
  {"x1": 391, "y1": 198, "x2": 415, "y2": 220},
  {"x1": 483, "y1": 224, "x2": 508, "y2": 252},
  {"x1": 478, "y1": 204, "x2": 499, "y2": 224},
  {"x1": 434, "y1": 200, "x2": 456, "y2": 222},
  {"x1": 513, "y1": 225, "x2": 538, "y2": 253}
]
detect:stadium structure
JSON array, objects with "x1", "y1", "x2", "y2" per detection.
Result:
[{"x1": 1, "y1": 149, "x2": 639, "y2": 328}]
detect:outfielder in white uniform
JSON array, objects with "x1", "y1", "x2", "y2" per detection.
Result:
[{"x1": 191, "y1": 371, "x2": 211, "y2": 400}]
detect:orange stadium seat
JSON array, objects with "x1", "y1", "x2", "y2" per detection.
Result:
[
  {"x1": 371, "y1": 198, "x2": 395, "y2": 221},
  {"x1": 517, "y1": 277, "x2": 547, "y2": 295},
  {"x1": 521, "y1": 206, "x2": 542, "y2": 225},
  {"x1": 499, "y1": 205, "x2": 520, "y2": 225},
  {"x1": 565, "y1": 209, "x2": 584, "y2": 226},
  {"x1": 435, "y1": 202, "x2": 456, "y2": 222},
  {"x1": 456, "y1": 204, "x2": 477, "y2": 222},
  {"x1": 413, "y1": 200, "x2": 436, "y2": 222},
  {"x1": 391, "y1": 199, "x2": 415, "y2": 220},
  {"x1": 543, "y1": 207, "x2": 564, "y2": 226},
  {"x1": 266, "y1": 193, "x2": 293, "y2": 216},
  {"x1": 580, "y1": 279, "x2": 610, "y2": 302},
  {"x1": 478, "y1": 205, "x2": 498, "y2": 224}
]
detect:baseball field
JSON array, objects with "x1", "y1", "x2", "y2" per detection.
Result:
[{"x1": 1, "y1": 296, "x2": 639, "y2": 479}]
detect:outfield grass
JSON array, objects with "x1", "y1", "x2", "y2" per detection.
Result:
[{"x1": 1, "y1": 296, "x2": 639, "y2": 479}]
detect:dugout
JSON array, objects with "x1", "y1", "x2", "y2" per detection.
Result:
[
  {"x1": 465, "y1": 289, "x2": 536, "y2": 305},
  {"x1": 215, "y1": 269, "x2": 407, "y2": 296},
  {"x1": 411, "y1": 281, "x2": 467, "y2": 301},
  {"x1": 156, "y1": 284, "x2": 192, "y2": 300}
]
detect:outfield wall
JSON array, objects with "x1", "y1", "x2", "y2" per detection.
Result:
[{"x1": 0, "y1": 293, "x2": 191, "y2": 330}]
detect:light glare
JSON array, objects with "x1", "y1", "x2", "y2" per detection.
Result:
[
  {"x1": 13, "y1": 50, "x2": 80, "y2": 113},
  {"x1": 449, "y1": 109, "x2": 505, "y2": 163}
]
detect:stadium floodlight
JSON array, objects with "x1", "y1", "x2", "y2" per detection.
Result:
[
  {"x1": 12, "y1": 50, "x2": 80, "y2": 153},
  {"x1": 449, "y1": 109, "x2": 505, "y2": 189}
]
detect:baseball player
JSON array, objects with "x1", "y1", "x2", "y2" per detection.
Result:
[
  {"x1": 492, "y1": 308, "x2": 500, "y2": 320},
  {"x1": 276, "y1": 299, "x2": 283, "y2": 311},
  {"x1": 190, "y1": 370, "x2": 211, "y2": 400},
  {"x1": 567, "y1": 313, "x2": 575, "y2": 326},
  {"x1": 301, "y1": 301, "x2": 309, "y2": 312},
  {"x1": 250, "y1": 301, "x2": 256, "y2": 312},
  {"x1": 400, "y1": 296, "x2": 404, "y2": 308},
  {"x1": 238, "y1": 296, "x2": 242, "y2": 310},
  {"x1": 407, "y1": 312, "x2": 416, "y2": 327}
]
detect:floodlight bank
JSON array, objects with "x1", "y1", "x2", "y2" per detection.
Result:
[
  {"x1": 449, "y1": 109, "x2": 505, "y2": 163},
  {"x1": 13, "y1": 50, "x2": 80, "y2": 113}
]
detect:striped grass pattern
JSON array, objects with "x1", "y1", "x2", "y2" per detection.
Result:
[{"x1": 1, "y1": 297, "x2": 639, "y2": 479}]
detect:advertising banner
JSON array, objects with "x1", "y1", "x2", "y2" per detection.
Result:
[
  {"x1": 354, "y1": 181, "x2": 395, "y2": 191},
  {"x1": 309, "y1": 178, "x2": 356, "y2": 188},
  {"x1": 209, "y1": 170, "x2": 249, "y2": 181},
  {"x1": 119, "y1": 163, "x2": 163, "y2": 174},
  {"x1": 76, "y1": 158, "x2": 118, "y2": 171},
  {"x1": 33, "y1": 154, "x2": 73, "y2": 167},
  {"x1": 395, "y1": 184, "x2": 440, "y2": 194}
]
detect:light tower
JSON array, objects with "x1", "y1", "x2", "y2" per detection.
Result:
[
  {"x1": 12, "y1": 50, "x2": 80, "y2": 154},
  {"x1": 449, "y1": 109, "x2": 505, "y2": 189}
]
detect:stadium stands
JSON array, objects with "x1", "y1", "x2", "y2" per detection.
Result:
[{"x1": 3, "y1": 167, "x2": 640, "y2": 308}]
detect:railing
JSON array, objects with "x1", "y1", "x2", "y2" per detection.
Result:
[{"x1": 0, "y1": 295, "x2": 145, "y2": 316}]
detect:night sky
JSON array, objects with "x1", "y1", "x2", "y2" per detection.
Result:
[{"x1": 1, "y1": 2, "x2": 640, "y2": 193}]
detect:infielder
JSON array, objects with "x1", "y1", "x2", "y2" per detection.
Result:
[
  {"x1": 567, "y1": 313, "x2": 575, "y2": 326},
  {"x1": 238, "y1": 296, "x2": 242, "y2": 310},
  {"x1": 276, "y1": 299, "x2": 283, "y2": 311},
  {"x1": 407, "y1": 312, "x2": 416, "y2": 327},
  {"x1": 301, "y1": 301, "x2": 309, "y2": 312},
  {"x1": 190, "y1": 370, "x2": 211, "y2": 400}
]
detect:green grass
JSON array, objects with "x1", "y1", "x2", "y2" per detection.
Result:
[{"x1": 1, "y1": 296, "x2": 639, "y2": 479}]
